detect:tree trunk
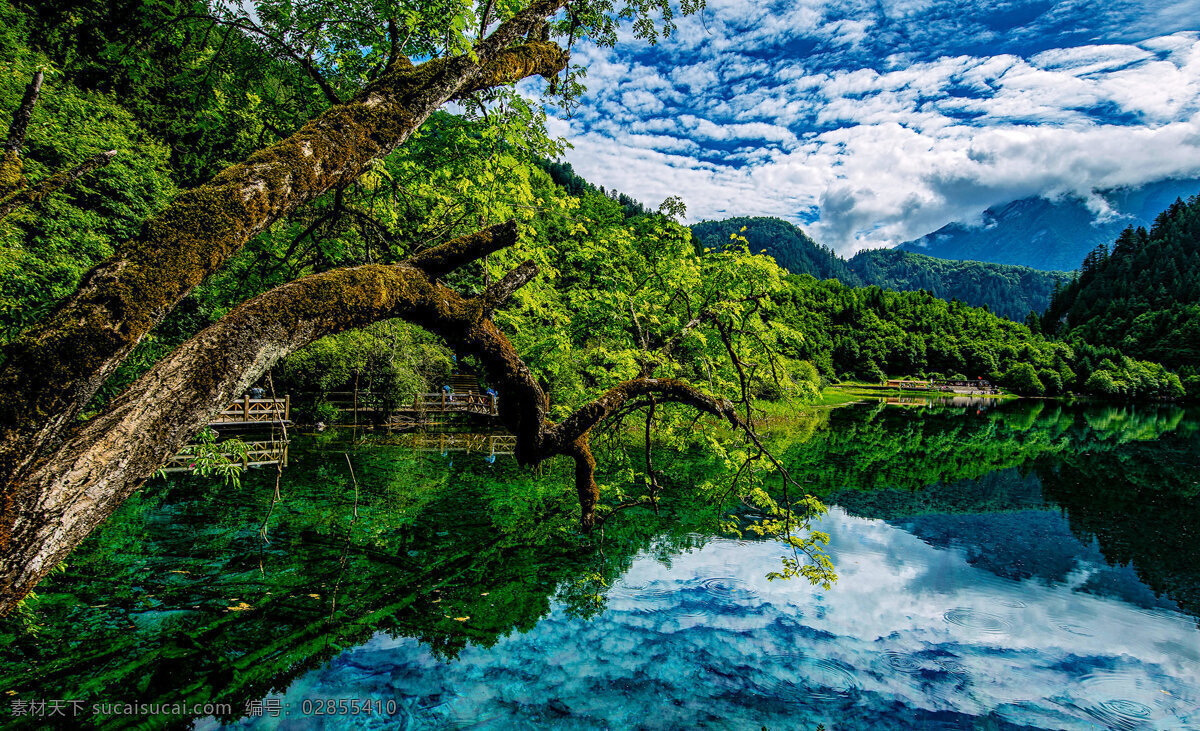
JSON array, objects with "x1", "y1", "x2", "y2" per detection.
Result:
[{"x1": 0, "y1": 22, "x2": 569, "y2": 578}]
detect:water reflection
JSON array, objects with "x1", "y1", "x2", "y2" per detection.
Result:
[
  {"x1": 2, "y1": 401, "x2": 1198, "y2": 729},
  {"x1": 227, "y1": 512, "x2": 1199, "y2": 729}
]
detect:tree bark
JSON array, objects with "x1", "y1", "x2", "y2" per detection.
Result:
[
  {"x1": 0, "y1": 69, "x2": 43, "y2": 195},
  {"x1": 0, "y1": 149, "x2": 117, "y2": 222}
]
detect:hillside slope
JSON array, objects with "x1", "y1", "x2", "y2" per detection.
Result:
[
  {"x1": 691, "y1": 217, "x2": 863, "y2": 285},
  {"x1": 848, "y1": 249, "x2": 1068, "y2": 320},
  {"x1": 694, "y1": 217, "x2": 1065, "y2": 320}
]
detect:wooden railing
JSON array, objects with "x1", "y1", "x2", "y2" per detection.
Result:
[
  {"x1": 315, "y1": 391, "x2": 497, "y2": 422},
  {"x1": 406, "y1": 392, "x2": 497, "y2": 416},
  {"x1": 211, "y1": 396, "x2": 291, "y2": 425},
  {"x1": 161, "y1": 440, "x2": 289, "y2": 473}
]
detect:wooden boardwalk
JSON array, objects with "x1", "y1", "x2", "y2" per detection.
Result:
[
  {"x1": 399, "y1": 392, "x2": 497, "y2": 416},
  {"x1": 318, "y1": 390, "x2": 498, "y2": 428},
  {"x1": 210, "y1": 396, "x2": 291, "y2": 426},
  {"x1": 161, "y1": 440, "x2": 289, "y2": 473}
]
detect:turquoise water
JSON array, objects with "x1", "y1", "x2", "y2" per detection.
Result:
[{"x1": 3, "y1": 401, "x2": 1199, "y2": 729}]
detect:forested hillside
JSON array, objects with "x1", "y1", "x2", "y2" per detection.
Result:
[
  {"x1": 691, "y1": 217, "x2": 862, "y2": 284},
  {"x1": 847, "y1": 249, "x2": 1067, "y2": 321},
  {"x1": 771, "y1": 276, "x2": 1180, "y2": 399},
  {"x1": 694, "y1": 216, "x2": 1068, "y2": 321},
  {"x1": 1043, "y1": 196, "x2": 1200, "y2": 397}
]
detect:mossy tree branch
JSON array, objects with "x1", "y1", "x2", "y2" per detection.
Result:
[
  {"x1": 0, "y1": 70, "x2": 119, "y2": 220},
  {"x1": 406, "y1": 219, "x2": 518, "y2": 278},
  {"x1": 0, "y1": 27, "x2": 568, "y2": 486},
  {"x1": 0, "y1": 69, "x2": 43, "y2": 195}
]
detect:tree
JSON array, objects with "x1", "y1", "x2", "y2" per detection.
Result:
[
  {"x1": 1000, "y1": 362, "x2": 1045, "y2": 397},
  {"x1": 0, "y1": 0, "x2": 839, "y2": 615}
]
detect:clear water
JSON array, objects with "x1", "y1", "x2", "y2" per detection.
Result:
[{"x1": 3, "y1": 401, "x2": 1199, "y2": 730}]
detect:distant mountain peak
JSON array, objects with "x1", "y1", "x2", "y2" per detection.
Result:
[{"x1": 899, "y1": 178, "x2": 1200, "y2": 271}]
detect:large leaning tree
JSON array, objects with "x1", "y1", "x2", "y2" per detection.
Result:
[{"x1": 0, "y1": 0, "x2": 827, "y2": 615}]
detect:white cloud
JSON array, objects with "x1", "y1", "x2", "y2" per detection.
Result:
[{"x1": 547, "y1": 1, "x2": 1200, "y2": 253}]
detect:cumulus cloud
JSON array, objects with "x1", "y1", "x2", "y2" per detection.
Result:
[{"x1": 541, "y1": 0, "x2": 1200, "y2": 253}]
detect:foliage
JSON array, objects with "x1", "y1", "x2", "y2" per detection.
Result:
[
  {"x1": 766, "y1": 274, "x2": 1187, "y2": 400},
  {"x1": 0, "y1": 7, "x2": 175, "y2": 339},
  {"x1": 182, "y1": 427, "x2": 249, "y2": 484},
  {"x1": 275, "y1": 319, "x2": 453, "y2": 412},
  {"x1": 1081, "y1": 356, "x2": 1185, "y2": 400},
  {"x1": 1000, "y1": 362, "x2": 1044, "y2": 397},
  {"x1": 771, "y1": 275, "x2": 1066, "y2": 383}
]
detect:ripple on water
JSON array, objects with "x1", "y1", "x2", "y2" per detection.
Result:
[
  {"x1": 998, "y1": 598, "x2": 1028, "y2": 609},
  {"x1": 611, "y1": 581, "x2": 679, "y2": 601},
  {"x1": 698, "y1": 576, "x2": 755, "y2": 599},
  {"x1": 759, "y1": 654, "x2": 860, "y2": 703},
  {"x1": 1055, "y1": 623, "x2": 1095, "y2": 637},
  {"x1": 629, "y1": 601, "x2": 707, "y2": 619},
  {"x1": 942, "y1": 607, "x2": 1012, "y2": 634},
  {"x1": 933, "y1": 657, "x2": 969, "y2": 677},
  {"x1": 1073, "y1": 672, "x2": 1183, "y2": 730},
  {"x1": 612, "y1": 579, "x2": 710, "y2": 618},
  {"x1": 881, "y1": 651, "x2": 926, "y2": 675},
  {"x1": 1083, "y1": 699, "x2": 1154, "y2": 730}
]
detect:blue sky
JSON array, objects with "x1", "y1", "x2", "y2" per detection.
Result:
[{"x1": 531, "y1": 0, "x2": 1200, "y2": 253}]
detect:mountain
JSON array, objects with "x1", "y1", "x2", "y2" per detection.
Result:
[
  {"x1": 691, "y1": 217, "x2": 863, "y2": 285},
  {"x1": 900, "y1": 178, "x2": 1200, "y2": 271},
  {"x1": 1042, "y1": 195, "x2": 1200, "y2": 395},
  {"x1": 847, "y1": 249, "x2": 1068, "y2": 321},
  {"x1": 692, "y1": 216, "x2": 1063, "y2": 320}
]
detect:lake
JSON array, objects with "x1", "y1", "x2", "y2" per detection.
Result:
[{"x1": 2, "y1": 400, "x2": 1198, "y2": 729}]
